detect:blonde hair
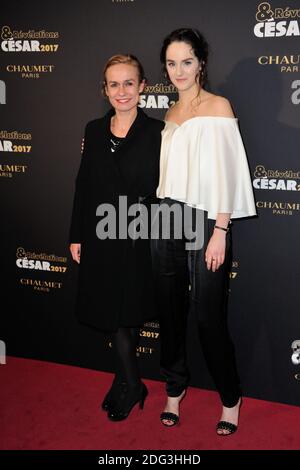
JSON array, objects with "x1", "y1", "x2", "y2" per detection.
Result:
[{"x1": 102, "y1": 54, "x2": 146, "y2": 96}]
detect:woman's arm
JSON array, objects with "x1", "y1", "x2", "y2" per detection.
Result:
[
  {"x1": 205, "y1": 213, "x2": 231, "y2": 272},
  {"x1": 69, "y1": 123, "x2": 90, "y2": 260},
  {"x1": 205, "y1": 96, "x2": 235, "y2": 271}
]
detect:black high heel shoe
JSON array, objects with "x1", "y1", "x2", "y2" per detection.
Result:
[
  {"x1": 107, "y1": 382, "x2": 148, "y2": 421},
  {"x1": 160, "y1": 389, "x2": 186, "y2": 427},
  {"x1": 216, "y1": 397, "x2": 242, "y2": 436},
  {"x1": 101, "y1": 378, "x2": 127, "y2": 412}
]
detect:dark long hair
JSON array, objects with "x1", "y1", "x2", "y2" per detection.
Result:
[{"x1": 160, "y1": 28, "x2": 209, "y2": 87}]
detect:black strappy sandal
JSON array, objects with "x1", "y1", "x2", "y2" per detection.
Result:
[
  {"x1": 160, "y1": 389, "x2": 186, "y2": 427},
  {"x1": 216, "y1": 420, "x2": 237, "y2": 435},
  {"x1": 160, "y1": 411, "x2": 179, "y2": 427}
]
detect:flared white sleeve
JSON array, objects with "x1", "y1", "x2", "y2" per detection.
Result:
[{"x1": 157, "y1": 117, "x2": 257, "y2": 220}]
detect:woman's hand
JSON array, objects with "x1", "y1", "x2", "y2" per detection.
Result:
[
  {"x1": 70, "y1": 243, "x2": 81, "y2": 264},
  {"x1": 205, "y1": 230, "x2": 226, "y2": 272}
]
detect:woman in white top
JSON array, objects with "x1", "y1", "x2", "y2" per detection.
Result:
[{"x1": 152, "y1": 28, "x2": 256, "y2": 435}]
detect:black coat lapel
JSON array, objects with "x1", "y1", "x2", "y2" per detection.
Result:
[{"x1": 100, "y1": 107, "x2": 149, "y2": 194}]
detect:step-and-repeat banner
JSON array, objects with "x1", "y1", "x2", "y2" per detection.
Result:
[{"x1": 1, "y1": 0, "x2": 300, "y2": 405}]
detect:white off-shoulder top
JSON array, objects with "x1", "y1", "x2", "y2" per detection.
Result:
[{"x1": 157, "y1": 116, "x2": 257, "y2": 220}]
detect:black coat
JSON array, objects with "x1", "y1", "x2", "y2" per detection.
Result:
[{"x1": 69, "y1": 108, "x2": 164, "y2": 331}]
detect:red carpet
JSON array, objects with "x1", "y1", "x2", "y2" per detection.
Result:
[{"x1": 0, "y1": 357, "x2": 299, "y2": 450}]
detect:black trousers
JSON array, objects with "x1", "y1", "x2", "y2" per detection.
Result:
[{"x1": 151, "y1": 198, "x2": 241, "y2": 407}]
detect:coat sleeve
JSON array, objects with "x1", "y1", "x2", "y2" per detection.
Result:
[
  {"x1": 141, "y1": 119, "x2": 165, "y2": 202},
  {"x1": 69, "y1": 123, "x2": 91, "y2": 243}
]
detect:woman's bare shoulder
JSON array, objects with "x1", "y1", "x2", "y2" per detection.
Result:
[
  {"x1": 164, "y1": 101, "x2": 178, "y2": 121},
  {"x1": 205, "y1": 94, "x2": 235, "y2": 118}
]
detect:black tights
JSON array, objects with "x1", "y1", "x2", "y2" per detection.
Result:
[{"x1": 111, "y1": 327, "x2": 140, "y2": 387}]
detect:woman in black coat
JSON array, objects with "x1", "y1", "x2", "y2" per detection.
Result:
[{"x1": 69, "y1": 54, "x2": 164, "y2": 421}]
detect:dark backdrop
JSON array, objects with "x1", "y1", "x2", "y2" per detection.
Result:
[{"x1": 1, "y1": 0, "x2": 300, "y2": 405}]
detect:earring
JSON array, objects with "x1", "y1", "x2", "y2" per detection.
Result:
[{"x1": 163, "y1": 71, "x2": 170, "y2": 84}]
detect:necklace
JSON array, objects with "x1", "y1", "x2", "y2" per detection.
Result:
[
  {"x1": 111, "y1": 111, "x2": 137, "y2": 137},
  {"x1": 110, "y1": 133, "x2": 124, "y2": 153},
  {"x1": 111, "y1": 116, "x2": 128, "y2": 136}
]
